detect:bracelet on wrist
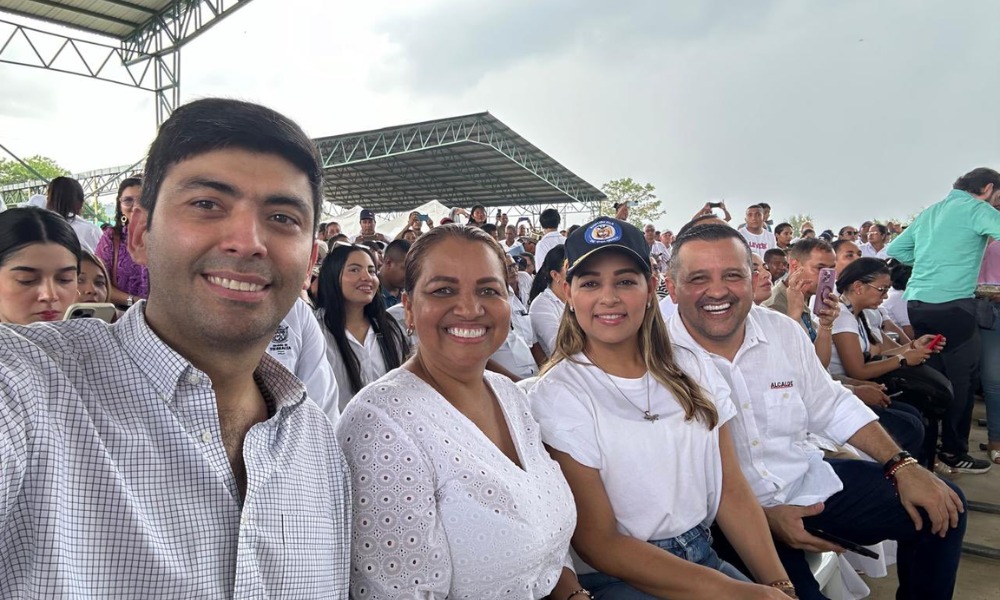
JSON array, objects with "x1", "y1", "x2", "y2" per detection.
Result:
[
  {"x1": 566, "y1": 589, "x2": 593, "y2": 600},
  {"x1": 882, "y1": 451, "x2": 913, "y2": 473},
  {"x1": 820, "y1": 324, "x2": 833, "y2": 331},
  {"x1": 768, "y1": 579, "x2": 797, "y2": 597}
]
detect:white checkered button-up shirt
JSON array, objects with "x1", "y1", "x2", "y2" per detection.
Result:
[{"x1": 0, "y1": 305, "x2": 351, "y2": 598}]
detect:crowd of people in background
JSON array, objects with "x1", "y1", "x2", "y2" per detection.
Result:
[{"x1": 0, "y1": 97, "x2": 998, "y2": 600}]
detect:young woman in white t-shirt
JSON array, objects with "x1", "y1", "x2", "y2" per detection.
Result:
[{"x1": 529, "y1": 218, "x2": 794, "y2": 599}]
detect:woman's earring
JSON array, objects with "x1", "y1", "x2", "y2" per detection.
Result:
[
  {"x1": 406, "y1": 325, "x2": 414, "y2": 336},
  {"x1": 120, "y1": 215, "x2": 128, "y2": 225},
  {"x1": 569, "y1": 306, "x2": 575, "y2": 313}
]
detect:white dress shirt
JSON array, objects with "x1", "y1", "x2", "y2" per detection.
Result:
[
  {"x1": 881, "y1": 288, "x2": 911, "y2": 328},
  {"x1": 534, "y1": 230, "x2": 565, "y2": 270},
  {"x1": 0, "y1": 304, "x2": 351, "y2": 598},
  {"x1": 336, "y1": 368, "x2": 576, "y2": 599},
  {"x1": 318, "y1": 313, "x2": 390, "y2": 412},
  {"x1": 668, "y1": 305, "x2": 877, "y2": 507},
  {"x1": 68, "y1": 215, "x2": 103, "y2": 253},
  {"x1": 491, "y1": 289, "x2": 538, "y2": 379},
  {"x1": 529, "y1": 353, "x2": 736, "y2": 566},
  {"x1": 529, "y1": 287, "x2": 565, "y2": 357},
  {"x1": 859, "y1": 242, "x2": 889, "y2": 260},
  {"x1": 267, "y1": 297, "x2": 340, "y2": 423}
]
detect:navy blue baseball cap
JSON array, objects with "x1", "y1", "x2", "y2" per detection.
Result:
[{"x1": 565, "y1": 217, "x2": 651, "y2": 279}]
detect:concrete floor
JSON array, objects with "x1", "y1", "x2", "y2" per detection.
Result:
[{"x1": 862, "y1": 399, "x2": 1000, "y2": 599}]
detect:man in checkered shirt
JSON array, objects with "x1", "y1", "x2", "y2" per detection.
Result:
[{"x1": 0, "y1": 99, "x2": 351, "y2": 598}]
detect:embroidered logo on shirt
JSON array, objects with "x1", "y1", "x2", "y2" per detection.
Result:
[{"x1": 770, "y1": 380, "x2": 794, "y2": 389}]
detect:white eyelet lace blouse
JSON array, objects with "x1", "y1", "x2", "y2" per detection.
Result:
[{"x1": 335, "y1": 368, "x2": 576, "y2": 600}]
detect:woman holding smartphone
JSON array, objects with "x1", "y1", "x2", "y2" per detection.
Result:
[
  {"x1": 0, "y1": 206, "x2": 80, "y2": 325},
  {"x1": 315, "y1": 243, "x2": 410, "y2": 412},
  {"x1": 336, "y1": 225, "x2": 584, "y2": 599},
  {"x1": 529, "y1": 218, "x2": 794, "y2": 599}
]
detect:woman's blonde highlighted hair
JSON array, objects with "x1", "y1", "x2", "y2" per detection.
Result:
[{"x1": 542, "y1": 272, "x2": 719, "y2": 429}]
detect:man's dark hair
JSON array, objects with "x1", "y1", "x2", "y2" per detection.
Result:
[
  {"x1": 763, "y1": 248, "x2": 786, "y2": 262},
  {"x1": 539, "y1": 208, "x2": 561, "y2": 229},
  {"x1": 141, "y1": 98, "x2": 323, "y2": 232},
  {"x1": 787, "y1": 237, "x2": 834, "y2": 262},
  {"x1": 953, "y1": 167, "x2": 1000, "y2": 195},
  {"x1": 481, "y1": 223, "x2": 498, "y2": 237},
  {"x1": 773, "y1": 222, "x2": 792, "y2": 236},
  {"x1": 384, "y1": 239, "x2": 411, "y2": 262},
  {"x1": 669, "y1": 223, "x2": 752, "y2": 280},
  {"x1": 745, "y1": 204, "x2": 763, "y2": 212},
  {"x1": 888, "y1": 259, "x2": 912, "y2": 291},
  {"x1": 870, "y1": 223, "x2": 888, "y2": 237},
  {"x1": 567, "y1": 224, "x2": 580, "y2": 237},
  {"x1": 758, "y1": 202, "x2": 771, "y2": 210}
]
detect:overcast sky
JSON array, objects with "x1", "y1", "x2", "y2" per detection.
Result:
[{"x1": 2, "y1": 0, "x2": 998, "y2": 231}]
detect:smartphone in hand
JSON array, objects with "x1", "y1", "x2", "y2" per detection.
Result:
[
  {"x1": 926, "y1": 334, "x2": 944, "y2": 350},
  {"x1": 812, "y1": 268, "x2": 836, "y2": 316},
  {"x1": 64, "y1": 303, "x2": 117, "y2": 323},
  {"x1": 804, "y1": 526, "x2": 880, "y2": 559}
]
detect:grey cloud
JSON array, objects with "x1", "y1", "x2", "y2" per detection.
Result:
[{"x1": 371, "y1": 0, "x2": 779, "y2": 93}]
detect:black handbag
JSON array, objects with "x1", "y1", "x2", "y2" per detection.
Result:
[
  {"x1": 858, "y1": 312, "x2": 953, "y2": 417},
  {"x1": 872, "y1": 363, "x2": 953, "y2": 418}
]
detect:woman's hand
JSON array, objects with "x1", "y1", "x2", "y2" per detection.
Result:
[
  {"x1": 785, "y1": 268, "x2": 807, "y2": 317},
  {"x1": 901, "y1": 344, "x2": 933, "y2": 366},
  {"x1": 730, "y1": 581, "x2": 799, "y2": 599},
  {"x1": 912, "y1": 334, "x2": 946, "y2": 353}
]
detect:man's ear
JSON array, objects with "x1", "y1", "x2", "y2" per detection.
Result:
[
  {"x1": 128, "y1": 207, "x2": 150, "y2": 266},
  {"x1": 664, "y1": 273, "x2": 678, "y2": 302}
]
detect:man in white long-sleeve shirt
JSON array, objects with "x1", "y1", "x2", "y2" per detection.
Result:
[
  {"x1": 665, "y1": 222, "x2": 965, "y2": 600},
  {"x1": 267, "y1": 297, "x2": 340, "y2": 423}
]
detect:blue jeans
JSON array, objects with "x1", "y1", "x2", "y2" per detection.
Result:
[
  {"x1": 713, "y1": 459, "x2": 967, "y2": 600},
  {"x1": 579, "y1": 524, "x2": 749, "y2": 599},
  {"x1": 981, "y1": 303, "x2": 1000, "y2": 442}
]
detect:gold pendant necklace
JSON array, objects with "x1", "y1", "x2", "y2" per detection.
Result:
[{"x1": 586, "y1": 354, "x2": 659, "y2": 422}]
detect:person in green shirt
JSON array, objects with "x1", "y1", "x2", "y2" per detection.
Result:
[{"x1": 887, "y1": 167, "x2": 1000, "y2": 473}]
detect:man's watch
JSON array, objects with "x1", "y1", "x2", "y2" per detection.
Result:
[{"x1": 883, "y1": 451, "x2": 913, "y2": 473}]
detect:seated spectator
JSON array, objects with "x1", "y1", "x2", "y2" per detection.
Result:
[
  {"x1": 502, "y1": 224, "x2": 520, "y2": 251},
  {"x1": 858, "y1": 220, "x2": 873, "y2": 244},
  {"x1": 95, "y1": 177, "x2": 149, "y2": 309},
  {"x1": 379, "y1": 239, "x2": 410, "y2": 308},
  {"x1": 316, "y1": 243, "x2": 410, "y2": 412},
  {"x1": 773, "y1": 222, "x2": 793, "y2": 251},
  {"x1": 836, "y1": 241, "x2": 911, "y2": 346},
  {"x1": 78, "y1": 250, "x2": 111, "y2": 304},
  {"x1": 530, "y1": 218, "x2": 793, "y2": 598},
  {"x1": 528, "y1": 245, "x2": 567, "y2": 360},
  {"x1": 837, "y1": 226, "x2": 858, "y2": 242},
  {"x1": 666, "y1": 224, "x2": 966, "y2": 600},
  {"x1": 353, "y1": 208, "x2": 389, "y2": 243},
  {"x1": 762, "y1": 238, "x2": 840, "y2": 367},
  {"x1": 491, "y1": 253, "x2": 540, "y2": 378},
  {"x1": 482, "y1": 222, "x2": 500, "y2": 241},
  {"x1": 644, "y1": 223, "x2": 671, "y2": 277},
  {"x1": 267, "y1": 297, "x2": 341, "y2": 423},
  {"x1": 336, "y1": 225, "x2": 584, "y2": 599},
  {"x1": 518, "y1": 251, "x2": 536, "y2": 275},
  {"x1": 859, "y1": 224, "x2": 890, "y2": 259},
  {"x1": 751, "y1": 254, "x2": 774, "y2": 305},
  {"x1": 763, "y1": 248, "x2": 788, "y2": 282},
  {"x1": 46, "y1": 176, "x2": 102, "y2": 252},
  {"x1": 0, "y1": 206, "x2": 80, "y2": 324},
  {"x1": 831, "y1": 239, "x2": 861, "y2": 273}
]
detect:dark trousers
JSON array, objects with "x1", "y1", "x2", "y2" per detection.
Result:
[
  {"x1": 713, "y1": 459, "x2": 966, "y2": 600},
  {"x1": 908, "y1": 299, "x2": 981, "y2": 455}
]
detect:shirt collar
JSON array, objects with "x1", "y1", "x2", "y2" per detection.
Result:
[
  {"x1": 667, "y1": 304, "x2": 770, "y2": 360},
  {"x1": 115, "y1": 302, "x2": 306, "y2": 412}
]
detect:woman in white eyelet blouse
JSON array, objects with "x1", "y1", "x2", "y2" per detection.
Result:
[{"x1": 335, "y1": 225, "x2": 584, "y2": 600}]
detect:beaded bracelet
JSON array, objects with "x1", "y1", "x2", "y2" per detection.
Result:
[
  {"x1": 566, "y1": 589, "x2": 594, "y2": 600},
  {"x1": 887, "y1": 457, "x2": 919, "y2": 479},
  {"x1": 768, "y1": 579, "x2": 798, "y2": 597}
]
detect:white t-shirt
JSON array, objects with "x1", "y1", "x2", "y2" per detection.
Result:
[
  {"x1": 658, "y1": 294, "x2": 678, "y2": 321},
  {"x1": 529, "y1": 353, "x2": 736, "y2": 550},
  {"x1": 882, "y1": 288, "x2": 910, "y2": 328},
  {"x1": 528, "y1": 287, "x2": 564, "y2": 357},
  {"x1": 534, "y1": 231, "x2": 565, "y2": 271},
  {"x1": 739, "y1": 229, "x2": 777, "y2": 258},
  {"x1": 859, "y1": 242, "x2": 889, "y2": 260},
  {"x1": 267, "y1": 298, "x2": 340, "y2": 422},
  {"x1": 68, "y1": 216, "x2": 103, "y2": 253},
  {"x1": 828, "y1": 306, "x2": 870, "y2": 377},
  {"x1": 515, "y1": 271, "x2": 534, "y2": 306},
  {"x1": 491, "y1": 291, "x2": 538, "y2": 379},
  {"x1": 336, "y1": 369, "x2": 575, "y2": 600},
  {"x1": 648, "y1": 240, "x2": 671, "y2": 273},
  {"x1": 318, "y1": 313, "x2": 390, "y2": 412}
]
